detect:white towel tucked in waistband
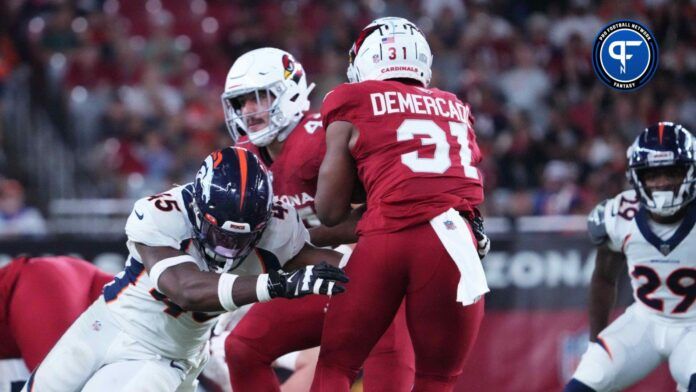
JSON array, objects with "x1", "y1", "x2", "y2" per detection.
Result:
[{"x1": 429, "y1": 208, "x2": 490, "y2": 305}]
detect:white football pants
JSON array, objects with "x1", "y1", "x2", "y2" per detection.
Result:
[
  {"x1": 572, "y1": 304, "x2": 696, "y2": 391},
  {"x1": 20, "y1": 297, "x2": 208, "y2": 392}
]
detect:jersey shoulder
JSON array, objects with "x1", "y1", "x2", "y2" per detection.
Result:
[
  {"x1": 125, "y1": 185, "x2": 194, "y2": 251},
  {"x1": 286, "y1": 113, "x2": 326, "y2": 178},
  {"x1": 427, "y1": 86, "x2": 460, "y2": 101},
  {"x1": 588, "y1": 189, "x2": 640, "y2": 250},
  {"x1": 292, "y1": 112, "x2": 325, "y2": 140},
  {"x1": 428, "y1": 87, "x2": 475, "y2": 124},
  {"x1": 256, "y1": 201, "x2": 310, "y2": 267},
  {"x1": 321, "y1": 82, "x2": 385, "y2": 127}
]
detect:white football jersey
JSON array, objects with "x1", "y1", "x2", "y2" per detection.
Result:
[
  {"x1": 103, "y1": 184, "x2": 309, "y2": 359},
  {"x1": 591, "y1": 189, "x2": 696, "y2": 324}
]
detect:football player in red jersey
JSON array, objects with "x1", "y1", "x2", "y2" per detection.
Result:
[
  {"x1": 311, "y1": 17, "x2": 490, "y2": 392},
  {"x1": 0, "y1": 256, "x2": 113, "y2": 389},
  {"x1": 220, "y1": 47, "x2": 415, "y2": 391}
]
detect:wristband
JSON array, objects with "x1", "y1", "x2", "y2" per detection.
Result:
[
  {"x1": 256, "y1": 274, "x2": 272, "y2": 302},
  {"x1": 217, "y1": 273, "x2": 239, "y2": 312}
]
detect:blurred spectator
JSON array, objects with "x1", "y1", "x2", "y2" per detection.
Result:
[
  {"x1": 0, "y1": 179, "x2": 47, "y2": 236},
  {"x1": 548, "y1": 1, "x2": 602, "y2": 47},
  {"x1": 497, "y1": 42, "x2": 551, "y2": 130},
  {"x1": 532, "y1": 160, "x2": 585, "y2": 215},
  {"x1": 1, "y1": 0, "x2": 695, "y2": 221},
  {"x1": 120, "y1": 65, "x2": 183, "y2": 119}
]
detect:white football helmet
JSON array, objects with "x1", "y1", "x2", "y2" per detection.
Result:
[
  {"x1": 347, "y1": 17, "x2": 433, "y2": 87},
  {"x1": 222, "y1": 47, "x2": 315, "y2": 146}
]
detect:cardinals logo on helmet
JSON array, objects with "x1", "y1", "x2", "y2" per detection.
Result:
[{"x1": 282, "y1": 54, "x2": 304, "y2": 84}]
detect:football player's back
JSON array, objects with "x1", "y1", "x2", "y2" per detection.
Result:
[
  {"x1": 312, "y1": 17, "x2": 488, "y2": 392},
  {"x1": 322, "y1": 79, "x2": 484, "y2": 235}
]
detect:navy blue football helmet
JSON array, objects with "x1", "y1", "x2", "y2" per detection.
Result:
[
  {"x1": 627, "y1": 122, "x2": 696, "y2": 216},
  {"x1": 192, "y1": 147, "x2": 273, "y2": 271}
]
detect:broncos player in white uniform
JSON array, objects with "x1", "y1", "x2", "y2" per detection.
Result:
[
  {"x1": 22, "y1": 147, "x2": 348, "y2": 392},
  {"x1": 565, "y1": 122, "x2": 696, "y2": 392}
]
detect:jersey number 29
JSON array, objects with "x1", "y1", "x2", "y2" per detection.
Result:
[{"x1": 633, "y1": 266, "x2": 696, "y2": 313}]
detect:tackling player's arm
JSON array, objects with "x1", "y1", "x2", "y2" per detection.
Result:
[
  {"x1": 316, "y1": 120, "x2": 359, "y2": 227},
  {"x1": 137, "y1": 243, "x2": 261, "y2": 311},
  {"x1": 586, "y1": 199, "x2": 626, "y2": 342},
  {"x1": 308, "y1": 204, "x2": 365, "y2": 248},
  {"x1": 283, "y1": 243, "x2": 344, "y2": 270},
  {"x1": 136, "y1": 243, "x2": 348, "y2": 313}
]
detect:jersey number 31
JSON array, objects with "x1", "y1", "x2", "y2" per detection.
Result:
[{"x1": 397, "y1": 119, "x2": 478, "y2": 179}]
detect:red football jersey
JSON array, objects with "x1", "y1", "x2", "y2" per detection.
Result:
[
  {"x1": 0, "y1": 256, "x2": 113, "y2": 369},
  {"x1": 322, "y1": 80, "x2": 484, "y2": 235},
  {"x1": 241, "y1": 113, "x2": 326, "y2": 227}
]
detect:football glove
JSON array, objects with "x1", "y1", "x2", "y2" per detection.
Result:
[
  {"x1": 266, "y1": 261, "x2": 349, "y2": 299},
  {"x1": 463, "y1": 209, "x2": 491, "y2": 260}
]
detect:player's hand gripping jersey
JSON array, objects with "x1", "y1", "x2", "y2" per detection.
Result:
[
  {"x1": 322, "y1": 80, "x2": 484, "y2": 235},
  {"x1": 105, "y1": 184, "x2": 308, "y2": 359},
  {"x1": 589, "y1": 189, "x2": 696, "y2": 323}
]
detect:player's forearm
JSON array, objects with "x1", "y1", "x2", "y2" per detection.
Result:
[
  {"x1": 309, "y1": 205, "x2": 363, "y2": 247},
  {"x1": 316, "y1": 121, "x2": 357, "y2": 226},
  {"x1": 283, "y1": 244, "x2": 342, "y2": 270},
  {"x1": 587, "y1": 275, "x2": 617, "y2": 342},
  {"x1": 168, "y1": 274, "x2": 261, "y2": 312}
]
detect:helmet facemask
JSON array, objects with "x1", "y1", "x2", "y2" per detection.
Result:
[
  {"x1": 192, "y1": 199, "x2": 268, "y2": 273},
  {"x1": 221, "y1": 48, "x2": 315, "y2": 147},
  {"x1": 222, "y1": 82, "x2": 285, "y2": 147},
  {"x1": 629, "y1": 163, "x2": 696, "y2": 217}
]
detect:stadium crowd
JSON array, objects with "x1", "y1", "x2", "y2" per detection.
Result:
[{"x1": 0, "y1": 0, "x2": 695, "y2": 231}]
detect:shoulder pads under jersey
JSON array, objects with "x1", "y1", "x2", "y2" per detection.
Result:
[{"x1": 587, "y1": 199, "x2": 609, "y2": 245}]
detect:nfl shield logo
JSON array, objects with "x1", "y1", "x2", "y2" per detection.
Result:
[
  {"x1": 660, "y1": 244, "x2": 671, "y2": 256},
  {"x1": 444, "y1": 220, "x2": 456, "y2": 230}
]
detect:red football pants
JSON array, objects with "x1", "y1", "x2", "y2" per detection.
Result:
[
  {"x1": 311, "y1": 222, "x2": 485, "y2": 392},
  {"x1": 0, "y1": 256, "x2": 113, "y2": 370},
  {"x1": 225, "y1": 294, "x2": 415, "y2": 391}
]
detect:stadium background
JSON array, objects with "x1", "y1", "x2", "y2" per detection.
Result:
[{"x1": 0, "y1": 0, "x2": 694, "y2": 391}]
